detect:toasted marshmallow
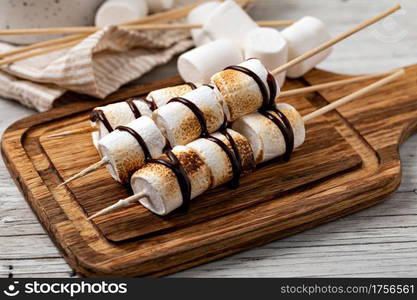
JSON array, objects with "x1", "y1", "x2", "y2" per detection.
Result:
[
  {"x1": 281, "y1": 16, "x2": 332, "y2": 78},
  {"x1": 178, "y1": 39, "x2": 243, "y2": 84},
  {"x1": 188, "y1": 128, "x2": 254, "y2": 188},
  {"x1": 146, "y1": 83, "x2": 197, "y2": 108},
  {"x1": 202, "y1": 0, "x2": 258, "y2": 50},
  {"x1": 90, "y1": 99, "x2": 153, "y2": 147},
  {"x1": 232, "y1": 103, "x2": 305, "y2": 164},
  {"x1": 131, "y1": 145, "x2": 211, "y2": 215},
  {"x1": 244, "y1": 27, "x2": 288, "y2": 87},
  {"x1": 211, "y1": 58, "x2": 279, "y2": 122},
  {"x1": 187, "y1": 1, "x2": 222, "y2": 46},
  {"x1": 97, "y1": 116, "x2": 166, "y2": 184},
  {"x1": 153, "y1": 85, "x2": 225, "y2": 146}
]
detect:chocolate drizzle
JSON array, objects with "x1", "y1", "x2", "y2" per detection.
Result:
[
  {"x1": 90, "y1": 110, "x2": 114, "y2": 133},
  {"x1": 207, "y1": 134, "x2": 241, "y2": 188},
  {"x1": 184, "y1": 82, "x2": 197, "y2": 90},
  {"x1": 203, "y1": 84, "x2": 215, "y2": 89},
  {"x1": 117, "y1": 125, "x2": 152, "y2": 161},
  {"x1": 259, "y1": 109, "x2": 294, "y2": 162},
  {"x1": 225, "y1": 65, "x2": 270, "y2": 107},
  {"x1": 225, "y1": 62, "x2": 293, "y2": 161},
  {"x1": 267, "y1": 73, "x2": 278, "y2": 106},
  {"x1": 142, "y1": 98, "x2": 158, "y2": 111},
  {"x1": 150, "y1": 150, "x2": 192, "y2": 211},
  {"x1": 126, "y1": 98, "x2": 142, "y2": 119},
  {"x1": 168, "y1": 97, "x2": 209, "y2": 137}
]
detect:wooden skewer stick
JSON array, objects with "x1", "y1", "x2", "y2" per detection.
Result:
[
  {"x1": 303, "y1": 69, "x2": 405, "y2": 122},
  {"x1": 47, "y1": 70, "x2": 398, "y2": 138},
  {"x1": 0, "y1": 34, "x2": 88, "y2": 59},
  {"x1": 87, "y1": 192, "x2": 147, "y2": 220},
  {"x1": 0, "y1": 0, "x2": 251, "y2": 61},
  {"x1": 0, "y1": 20, "x2": 293, "y2": 36},
  {"x1": 58, "y1": 157, "x2": 109, "y2": 187},
  {"x1": 280, "y1": 70, "x2": 396, "y2": 97},
  {"x1": 0, "y1": 40, "x2": 80, "y2": 65},
  {"x1": 87, "y1": 69, "x2": 405, "y2": 220},
  {"x1": 46, "y1": 126, "x2": 99, "y2": 138},
  {"x1": 271, "y1": 4, "x2": 401, "y2": 76},
  {"x1": 0, "y1": 22, "x2": 292, "y2": 65}
]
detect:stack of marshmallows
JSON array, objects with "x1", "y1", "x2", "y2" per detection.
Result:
[{"x1": 178, "y1": 0, "x2": 332, "y2": 87}]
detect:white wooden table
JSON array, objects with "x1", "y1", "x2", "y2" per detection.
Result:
[{"x1": 1, "y1": 0, "x2": 417, "y2": 277}]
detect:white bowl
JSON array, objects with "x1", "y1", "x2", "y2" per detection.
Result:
[{"x1": 0, "y1": 0, "x2": 105, "y2": 45}]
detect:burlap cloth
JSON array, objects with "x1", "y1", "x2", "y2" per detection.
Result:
[{"x1": 0, "y1": 14, "x2": 194, "y2": 111}]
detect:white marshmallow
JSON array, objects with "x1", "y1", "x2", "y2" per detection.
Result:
[
  {"x1": 211, "y1": 58, "x2": 280, "y2": 122},
  {"x1": 95, "y1": 0, "x2": 149, "y2": 27},
  {"x1": 144, "y1": 0, "x2": 173, "y2": 12},
  {"x1": 281, "y1": 16, "x2": 332, "y2": 78},
  {"x1": 244, "y1": 27, "x2": 288, "y2": 88},
  {"x1": 232, "y1": 103, "x2": 305, "y2": 164},
  {"x1": 202, "y1": 0, "x2": 258, "y2": 50},
  {"x1": 187, "y1": 1, "x2": 221, "y2": 46},
  {"x1": 146, "y1": 83, "x2": 197, "y2": 108},
  {"x1": 178, "y1": 39, "x2": 243, "y2": 84},
  {"x1": 90, "y1": 99, "x2": 153, "y2": 147},
  {"x1": 131, "y1": 145, "x2": 211, "y2": 215},
  {"x1": 98, "y1": 116, "x2": 166, "y2": 184},
  {"x1": 154, "y1": 85, "x2": 225, "y2": 146}
]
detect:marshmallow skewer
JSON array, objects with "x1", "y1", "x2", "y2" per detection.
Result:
[
  {"x1": 59, "y1": 5, "x2": 402, "y2": 186},
  {"x1": 88, "y1": 69, "x2": 405, "y2": 220},
  {"x1": 47, "y1": 82, "x2": 197, "y2": 140},
  {"x1": 47, "y1": 70, "x2": 396, "y2": 139}
]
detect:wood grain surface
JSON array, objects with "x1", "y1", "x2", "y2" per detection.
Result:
[
  {"x1": 2, "y1": 63, "x2": 416, "y2": 277},
  {"x1": 1, "y1": 0, "x2": 417, "y2": 277}
]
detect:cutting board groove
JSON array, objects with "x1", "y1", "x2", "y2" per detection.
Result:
[{"x1": 2, "y1": 65, "x2": 417, "y2": 277}]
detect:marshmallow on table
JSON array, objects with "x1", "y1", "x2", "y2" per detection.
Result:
[
  {"x1": 211, "y1": 58, "x2": 279, "y2": 122},
  {"x1": 98, "y1": 116, "x2": 166, "y2": 184},
  {"x1": 154, "y1": 85, "x2": 225, "y2": 146},
  {"x1": 281, "y1": 16, "x2": 332, "y2": 78},
  {"x1": 144, "y1": 0, "x2": 173, "y2": 13},
  {"x1": 188, "y1": 128, "x2": 254, "y2": 188},
  {"x1": 244, "y1": 27, "x2": 288, "y2": 88},
  {"x1": 90, "y1": 99, "x2": 153, "y2": 147},
  {"x1": 232, "y1": 103, "x2": 305, "y2": 164},
  {"x1": 202, "y1": 0, "x2": 259, "y2": 50},
  {"x1": 187, "y1": 1, "x2": 221, "y2": 46},
  {"x1": 131, "y1": 145, "x2": 211, "y2": 215},
  {"x1": 95, "y1": 0, "x2": 149, "y2": 27},
  {"x1": 178, "y1": 39, "x2": 243, "y2": 84}
]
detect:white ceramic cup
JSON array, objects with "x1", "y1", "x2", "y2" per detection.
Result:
[{"x1": 0, "y1": 0, "x2": 104, "y2": 45}]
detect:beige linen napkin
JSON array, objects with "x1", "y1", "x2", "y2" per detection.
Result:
[{"x1": 0, "y1": 24, "x2": 193, "y2": 111}]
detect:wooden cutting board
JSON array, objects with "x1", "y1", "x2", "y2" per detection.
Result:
[{"x1": 2, "y1": 64, "x2": 417, "y2": 277}]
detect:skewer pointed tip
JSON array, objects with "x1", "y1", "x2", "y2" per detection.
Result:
[
  {"x1": 58, "y1": 157, "x2": 109, "y2": 187},
  {"x1": 87, "y1": 192, "x2": 146, "y2": 220},
  {"x1": 45, "y1": 126, "x2": 98, "y2": 138}
]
